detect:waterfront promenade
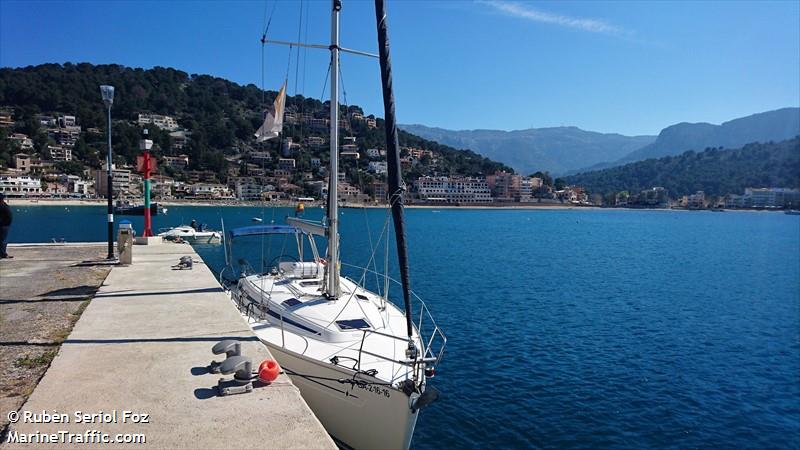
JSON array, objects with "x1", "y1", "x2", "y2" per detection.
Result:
[{"x1": 3, "y1": 242, "x2": 335, "y2": 449}]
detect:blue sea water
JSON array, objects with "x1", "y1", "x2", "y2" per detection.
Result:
[{"x1": 7, "y1": 205, "x2": 800, "y2": 448}]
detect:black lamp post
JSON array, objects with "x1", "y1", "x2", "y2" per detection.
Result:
[{"x1": 100, "y1": 85, "x2": 115, "y2": 259}]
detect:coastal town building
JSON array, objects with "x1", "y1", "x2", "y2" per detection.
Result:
[
  {"x1": 58, "y1": 115, "x2": 77, "y2": 128},
  {"x1": 366, "y1": 148, "x2": 382, "y2": 159},
  {"x1": 234, "y1": 177, "x2": 273, "y2": 201},
  {"x1": 486, "y1": 171, "x2": 516, "y2": 201},
  {"x1": 163, "y1": 154, "x2": 189, "y2": 170},
  {"x1": 368, "y1": 161, "x2": 387, "y2": 174},
  {"x1": 48, "y1": 145, "x2": 72, "y2": 162},
  {"x1": 306, "y1": 136, "x2": 325, "y2": 148},
  {"x1": 189, "y1": 183, "x2": 231, "y2": 199},
  {"x1": 169, "y1": 130, "x2": 189, "y2": 150},
  {"x1": 310, "y1": 158, "x2": 321, "y2": 168},
  {"x1": 48, "y1": 127, "x2": 81, "y2": 148},
  {"x1": 0, "y1": 112, "x2": 14, "y2": 128},
  {"x1": 71, "y1": 179, "x2": 94, "y2": 196},
  {"x1": 726, "y1": 187, "x2": 800, "y2": 209},
  {"x1": 249, "y1": 151, "x2": 272, "y2": 162},
  {"x1": 365, "y1": 117, "x2": 377, "y2": 129},
  {"x1": 38, "y1": 115, "x2": 57, "y2": 127},
  {"x1": 94, "y1": 168, "x2": 132, "y2": 198},
  {"x1": 282, "y1": 138, "x2": 302, "y2": 157},
  {"x1": 278, "y1": 158, "x2": 296, "y2": 170},
  {"x1": 8, "y1": 133, "x2": 34, "y2": 150},
  {"x1": 416, "y1": 176, "x2": 492, "y2": 203},
  {"x1": 682, "y1": 191, "x2": 706, "y2": 209},
  {"x1": 151, "y1": 175, "x2": 175, "y2": 199},
  {"x1": 340, "y1": 151, "x2": 359, "y2": 159},
  {"x1": 14, "y1": 153, "x2": 46, "y2": 174},
  {"x1": 137, "y1": 113, "x2": 179, "y2": 131},
  {"x1": 371, "y1": 181, "x2": 387, "y2": 202},
  {"x1": 187, "y1": 170, "x2": 218, "y2": 183},
  {"x1": 0, "y1": 174, "x2": 43, "y2": 196}
]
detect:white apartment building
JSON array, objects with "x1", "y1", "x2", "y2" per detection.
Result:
[
  {"x1": 368, "y1": 161, "x2": 387, "y2": 174},
  {"x1": 163, "y1": 154, "x2": 189, "y2": 170},
  {"x1": 727, "y1": 187, "x2": 800, "y2": 208},
  {"x1": 189, "y1": 183, "x2": 231, "y2": 199},
  {"x1": 366, "y1": 148, "x2": 382, "y2": 159},
  {"x1": 235, "y1": 178, "x2": 273, "y2": 201},
  {"x1": 0, "y1": 175, "x2": 42, "y2": 196},
  {"x1": 416, "y1": 176, "x2": 492, "y2": 203},
  {"x1": 48, "y1": 145, "x2": 73, "y2": 162},
  {"x1": 138, "y1": 113, "x2": 179, "y2": 131},
  {"x1": 58, "y1": 115, "x2": 77, "y2": 127}
]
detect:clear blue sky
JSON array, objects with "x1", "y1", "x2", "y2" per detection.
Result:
[{"x1": 1, "y1": 0, "x2": 798, "y2": 136}]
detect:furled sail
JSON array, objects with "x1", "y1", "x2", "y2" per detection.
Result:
[{"x1": 255, "y1": 82, "x2": 286, "y2": 142}]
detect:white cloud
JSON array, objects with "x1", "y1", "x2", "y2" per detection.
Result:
[{"x1": 479, "y1": 0, "x2": 626, "y2": 35}]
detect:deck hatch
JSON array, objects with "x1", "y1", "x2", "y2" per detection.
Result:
[
  {"x1": 282, "y1": 298, "x2": 302, "y2": 307},
  {"x1": 336, "y1": 319, "x2": 371, "y2": 330}
]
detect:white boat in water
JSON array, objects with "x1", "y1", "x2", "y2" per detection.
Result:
[
  {"x1": 220, "y1": 2, "x2": 445, "y2": 448},
  {"x1": 158, "y1": 225, "x2": 221, "y2": 243}
]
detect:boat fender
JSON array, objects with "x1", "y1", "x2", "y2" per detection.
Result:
[{"x1": 258, "y1": 359, "x2": 280, "y2": 383}]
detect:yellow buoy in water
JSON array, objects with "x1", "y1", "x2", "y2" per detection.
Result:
[{"x1": 296, "y1": 202, "x2": 305, "y2": 214}]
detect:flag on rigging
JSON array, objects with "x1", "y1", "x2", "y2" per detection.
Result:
[{"x1": 255, "y1": 82, "x2": 286, "y2": 142}]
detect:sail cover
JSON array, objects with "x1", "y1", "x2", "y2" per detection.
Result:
[{"x1": 255, "y1": 82, "x2": 286, "y2": 142}]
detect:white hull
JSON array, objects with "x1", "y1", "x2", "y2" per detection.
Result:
[
  {"x1": 158, "y1": 226, "x2": 221, "y2": 244},
  {"x1": 264, "y1": 343, "x2": 419, "y2": 450}
]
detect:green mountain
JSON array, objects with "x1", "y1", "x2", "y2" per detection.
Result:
[
  {"x1": 0, "y1": 63, "x2": 511, "y2": 182},
  {"x1": 564, "y1": 138, "x2": 800, "y2": 198},
  {"x1": 399, "y1": 124, "x2": 655, "y2": 176},
  {"x1": 620, "y1": 108, "x2": 800, "y2": 163},
  {"x1": 576, "y1": 108, "x2": 800, "y2": 173}
]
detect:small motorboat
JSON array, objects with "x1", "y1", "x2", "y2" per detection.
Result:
[
  {"x1": 158, "y1": 225, "x2": 221, "y2": 244},
  {"x1": 252, "y1": 217, "x2": 263, "y2": 222},
  {"x1": 115, "y1": 200, "x2": 167, "y2": 216}
]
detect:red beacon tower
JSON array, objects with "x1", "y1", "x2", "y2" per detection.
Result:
[{"x1": 136, "y1": 129, "x2": 157, "y2": 237}]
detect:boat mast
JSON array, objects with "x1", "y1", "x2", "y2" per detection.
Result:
[
  {"x1": 374, "y1": 0, "x2": 415, "y2": 347},
  {"x1": 326, "y1": 0, "x2": 342, "y2": 298}
]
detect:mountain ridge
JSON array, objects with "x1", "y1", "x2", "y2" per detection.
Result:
[
  {"x1": 402, "y1": 107, "x2": 800, "y2": 177},
  {"x1": 399, "y1": 123, "x2": 656, "y2": 176}
]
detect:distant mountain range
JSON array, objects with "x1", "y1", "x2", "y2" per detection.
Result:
[
  {"x1": 399, "y1": 124, "x2": 655, "y2": 177},
  {"x1": 401, "y1": 107, "x2": 800, "y2": 176}
]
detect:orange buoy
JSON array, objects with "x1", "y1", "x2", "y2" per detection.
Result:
[{"x1": 258, "y1": 359, "x2": 280, "y2": 383}]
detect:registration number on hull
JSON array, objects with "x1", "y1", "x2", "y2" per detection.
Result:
[{"x1": 354, "y1": 383, "x2": 391, "y2": 398}]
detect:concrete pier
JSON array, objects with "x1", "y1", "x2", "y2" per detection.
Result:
[{"x1": 4, "y1": 243, "x2": 335, "y2": 449}]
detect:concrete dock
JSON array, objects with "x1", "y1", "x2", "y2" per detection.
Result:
[{"x1": 4, "y1": 242, "x2": 335, "y2": 449}]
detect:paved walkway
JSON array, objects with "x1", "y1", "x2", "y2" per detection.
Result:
[
  {"x1": 0, "y1": 243, "x2": 112, "y2": 434},
  {"x1": 5, "y1": 243, "x2": 335, "y2": 449}
]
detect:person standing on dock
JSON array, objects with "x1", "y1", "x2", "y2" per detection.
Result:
[{"x1": 0, "y1": 193, "x2": 12, "y2": 259}]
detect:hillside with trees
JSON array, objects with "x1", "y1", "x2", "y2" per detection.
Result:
[
  {"x1": 0, "y1": 63, "x2": 511, "y2": 186},
  {"x1": 564, "y1": 138, "x2": 800, "y2": 198}
]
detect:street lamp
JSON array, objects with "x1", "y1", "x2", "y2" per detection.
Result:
[{"x1": 100, "y1": 85, "x2": 115, "y2": 260}]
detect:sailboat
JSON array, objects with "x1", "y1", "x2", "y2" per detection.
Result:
[{"x1": 221, "y1": 2, "x2": 445, "y2": 449}]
